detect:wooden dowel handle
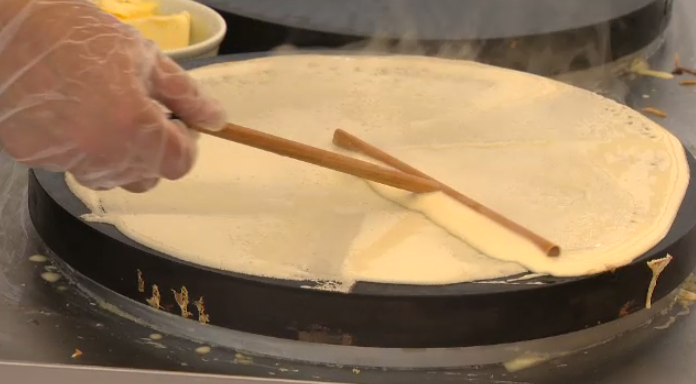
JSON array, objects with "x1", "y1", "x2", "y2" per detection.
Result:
[
  {"x1": 187, "y1": 122, "x2": 441, "y2": 194},
  {"x1": 334, "y1": 129, "x2": 432, "y2": 179},
  {"x1": 333, "y1": 129, "x2": 561, "y2": 257}
]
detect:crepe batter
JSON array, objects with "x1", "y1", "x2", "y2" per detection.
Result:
[{"x1": 66, "y1": 55, "x2": 689, "y2": 289}]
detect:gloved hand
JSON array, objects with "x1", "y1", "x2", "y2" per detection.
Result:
[{"x1": 0, "y1": 0, "x2": 227, "y2": 192}]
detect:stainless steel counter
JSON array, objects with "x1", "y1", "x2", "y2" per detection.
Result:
[{"x1": 1, "y1": 1, "x2": 696, "y2": 383}]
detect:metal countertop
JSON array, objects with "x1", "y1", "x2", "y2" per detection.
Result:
[{"x1": 1, "y1": 1, "x2": 696, "y2": 383}]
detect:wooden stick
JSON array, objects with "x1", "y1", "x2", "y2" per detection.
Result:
[
  {"x1": 642, "y1": 107, "x2": 668, "y2": 118},
  {"x1": 332, "y1": 129, "x2": 561, "y2": 257},
  {"x1": 185, "y1": 122, "x2": 441, "y2": 194},
  {"x1": 673, "y1": 53, "x2": 696, "y2": 76}
]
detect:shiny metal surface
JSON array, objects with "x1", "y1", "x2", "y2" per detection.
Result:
[
  {"x1": 0, "y1": 0, "x2": 695, "y2": 382},
  {"x1": 0, "y1": 362, "x2": 328, "y2": 384},
  {"x1": 196, "y1": 0, "x2": 658, "y2": 40}
]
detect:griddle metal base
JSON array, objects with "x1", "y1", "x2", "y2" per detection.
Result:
[{"x1": 1, "y1": 0, "x2": 696, "y2": 383}]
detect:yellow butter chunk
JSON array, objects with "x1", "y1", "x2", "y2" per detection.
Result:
[
  {"x1": 124, "y1": 12, "x2": 192, "y2": 50},
  {"x1": 100, "y1": 0, "x2": 159, "y2": 20}
]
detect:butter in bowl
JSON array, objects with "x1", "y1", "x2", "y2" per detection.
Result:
[
  {"x1": 99, "y1": 0, "x2": 191, "y2": 50},
  {"x1": 92, "y1": 0, "x2": 227, "y2": 61}
]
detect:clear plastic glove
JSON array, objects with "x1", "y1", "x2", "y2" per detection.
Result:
[{"x1": 0, "y1": 0, "x2": 227, "y2": 192}]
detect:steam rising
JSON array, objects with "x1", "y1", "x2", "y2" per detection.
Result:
[{"x1": 261, "y1": 0, "x2": 676, "y2": 102}]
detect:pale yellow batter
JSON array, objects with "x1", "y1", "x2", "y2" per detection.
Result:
[{"x1": 66, "y1": 55, "x2": 689, "y2": 289}]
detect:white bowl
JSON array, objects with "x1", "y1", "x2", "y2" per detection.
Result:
[{"x1": 155, "y1": 0, "x2": 227, "y2": 62}]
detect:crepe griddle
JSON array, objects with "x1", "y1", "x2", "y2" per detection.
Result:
[
  {"x1": 202, "y1": 0, "x2": 662, "y2": 40},
  {"x1": 27, "y1": 54, "x2": 696, "y2": 349},
  {"x1": 207, "y1": 0, "x2": 672, "y2": 76}
]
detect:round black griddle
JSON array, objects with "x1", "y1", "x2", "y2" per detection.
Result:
[
  {"x1": 27, "y1": 53, "x2": 696, "y2": 349},
  {"x1": 202, "y1": 0, "x2": 660, "y2": 40},
  {"x1": 204, "y1": 0, "x2": 673, "y2": 76}
]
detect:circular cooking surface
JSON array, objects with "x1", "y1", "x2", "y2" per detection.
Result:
[
  {"x1": 210, "y1": 1, "x2": 672, "y2": 77},
  {"x1": 27, "y1": 53, "x2": 696, "y2": 349},
  {"x1": 200, "y1": 0, "x2": 661, "y2": 40}
]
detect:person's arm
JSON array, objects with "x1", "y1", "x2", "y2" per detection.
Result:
[{"x1": 0, "y1": 0, "x2": 227, "y2": 192}]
